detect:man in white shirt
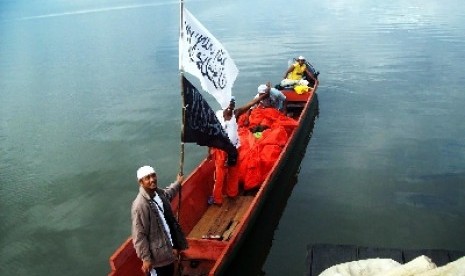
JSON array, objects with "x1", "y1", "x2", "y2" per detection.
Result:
[{"x1": 209, "y1": 94, "x2": 269, "y2": 205}]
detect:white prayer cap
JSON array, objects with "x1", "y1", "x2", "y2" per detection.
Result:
[
  {"x1": 298, "y1": 56, "x2": 306, "y2": 60},
  {"x1": 137, "y1": 165, "x2": 156, "y2": 180},
  {"x1": 230, "y1": 96, "x2": 235, "y2": 102},
  {"x1": 257, "y1": 84, "x2": 268, "y2": 94}
]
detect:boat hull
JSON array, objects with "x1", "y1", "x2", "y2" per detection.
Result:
[{"x1": 215, "y1": 92, "x2": 320, "y2": 275}]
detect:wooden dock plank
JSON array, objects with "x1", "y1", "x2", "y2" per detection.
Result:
[
  {"x1": 403, "y1": 249, "x2": 451, "y2": 267},
  {"x1": 449, "y1": 250, "x2": 465, "y2": 262},
  {"x1": 358, "y1": 247, "x2": 403, "y2": 263},
  {"x1": 308, "y1": 244, "x2": 357, "y2": 276}
]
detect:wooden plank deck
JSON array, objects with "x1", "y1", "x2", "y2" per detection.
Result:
[
  {"x1": 306, "y1": 244, "x2": 465, "y2": 276},
  {"x1": 188, "y1": 196, "x2": 254, "y2": 241}
]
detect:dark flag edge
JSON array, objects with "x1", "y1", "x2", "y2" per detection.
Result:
[{"x1": 181, "y1": 76, "x2": 237, "y2": 166}]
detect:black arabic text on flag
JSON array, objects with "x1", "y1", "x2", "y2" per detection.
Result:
[{"x1": 181, "y1": 77, "x2": 237, "y2": 166}]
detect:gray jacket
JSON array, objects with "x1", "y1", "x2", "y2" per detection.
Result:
[{"x1": 131, "y1": 181, "x2": 188, "y2": 268}]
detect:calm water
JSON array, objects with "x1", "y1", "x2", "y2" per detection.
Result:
[{"x1": 1, "y1": 0, "x2": 465, "y2": 275}]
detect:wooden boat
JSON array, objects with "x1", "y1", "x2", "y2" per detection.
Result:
[{"x1": 108, "y1": 82, "x2": 320, "y2": 275}]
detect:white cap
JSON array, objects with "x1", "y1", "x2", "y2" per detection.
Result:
[
  {"x1": 137, "y1": 165, "x2": 156, "y2": 180},
  {"x1": 257, "y1": 84, "x2": 268, "y2": 94},
  {"x1": 298, "y1": 56, "x2": 306, "y2": 60},
  {"x1": 230, "y1": 96, "x2": 235, "y2": 102}
]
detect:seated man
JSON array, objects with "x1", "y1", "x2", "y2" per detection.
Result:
[
  {"x1": 243, "y1": 82, "x2": 286, "y2": 126},
  {"x1": 281, "y1": 55, "x2": 318, "y2": 88},
  {"x1": 254, "y1": 82, "x2": 286, "y2": 112}
]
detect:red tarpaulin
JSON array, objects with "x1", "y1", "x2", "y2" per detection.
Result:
[{"x1": 236, "y1": 108, "x2": 298, "y2": 190}]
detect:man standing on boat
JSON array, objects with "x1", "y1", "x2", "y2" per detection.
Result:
[
  {"x1": 209, "y1": 94, "x2": 269, "y2": 205},
  {"x1": 131, "y1": 165, "x2": 188, "y2": 276}
]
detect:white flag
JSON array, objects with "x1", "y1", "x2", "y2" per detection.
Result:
[{"x1": 179, "y1": 8, "x2": 239, "y2": 109}]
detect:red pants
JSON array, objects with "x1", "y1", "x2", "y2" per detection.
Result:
[{"x1": 212, "y1": 148, "x2": 239, "y2": 204}]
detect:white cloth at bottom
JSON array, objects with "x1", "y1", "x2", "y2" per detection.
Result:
[
  {"x1": 280, "y1": 78, "x2": 309, "y2": 87},
  {"x1": 319, "y1": 255, "x2": 465, "y2": 276}
]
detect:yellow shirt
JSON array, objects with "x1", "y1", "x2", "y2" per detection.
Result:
[{"x1": 287, "y1": 62, "x2": 307, "y2": 80}]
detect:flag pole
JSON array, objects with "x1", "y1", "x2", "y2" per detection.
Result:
[
  {"x1": 177, "y1": 0, "x2": 185, "y2": 270},
  {"x1": 177, "y1": 0, "x2": 185, "y2": 225},
  {"x1": 179, "y1": 0, "x2": 185, "y2": 178}
]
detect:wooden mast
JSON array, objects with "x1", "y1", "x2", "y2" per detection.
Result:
[
  {"x1": 177, "y1": 0, "x2": 186, "y2": 220},
  {"x1": 179, "y1": 0, "x2": 185, "y2": 177}
]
